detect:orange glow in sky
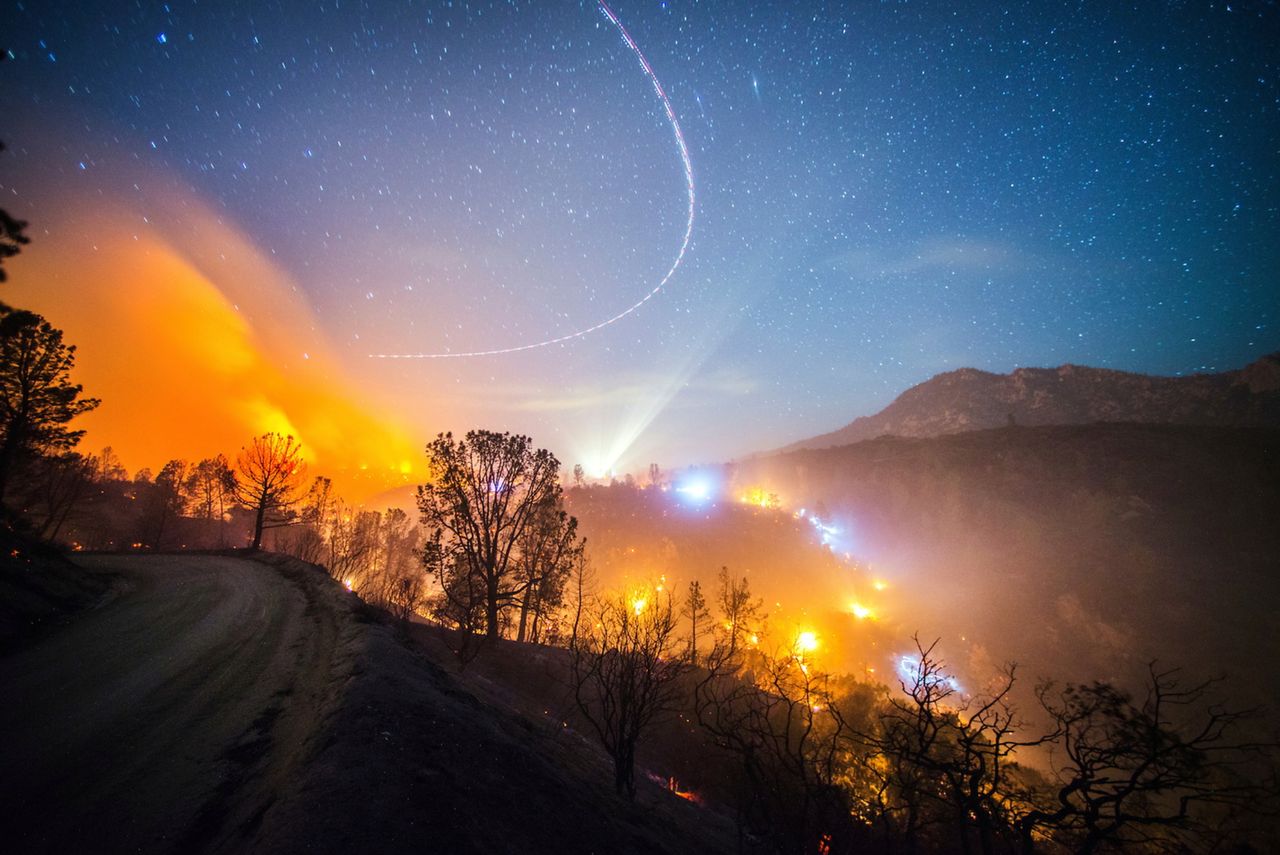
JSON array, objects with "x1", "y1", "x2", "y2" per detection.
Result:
[{"x1": 7, "y1": 183, "x2": 426, "y2": 501}]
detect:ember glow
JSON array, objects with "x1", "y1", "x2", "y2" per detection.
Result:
[
  {"x1": 5, "y1": 177, "x2": 424, "y2": 499},
  {"x1": 795, "y1": 631, "x2": 820, "y2": 655}
]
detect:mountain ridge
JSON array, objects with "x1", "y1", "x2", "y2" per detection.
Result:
[{"x1": 778, "y1": 352, "x2": 1280, "y2": 453}]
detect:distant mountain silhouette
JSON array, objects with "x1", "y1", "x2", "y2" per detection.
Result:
[{"x1": 780, "y1": 353, "x2": 1280, "y2": 452}]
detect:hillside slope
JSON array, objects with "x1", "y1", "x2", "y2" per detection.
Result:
[
  {"x1": 780, "y1": 353, "x2": 1280, "y2": 452},
  {"x1": 0, "y1": 552, "x2": 733, "y2": 854},
  {"x1": 737, "y1": 424, "x2": 1280, "y2": 720}
]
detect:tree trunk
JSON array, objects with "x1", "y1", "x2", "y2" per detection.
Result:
[
  {"x1": 251, "y1": 501, "x2": 266, "y2": 550},
  {"x1": 516, "y1": 593, "x2": 531, "y2": 643},
  {"x1": 615, "y1": 743, "x2": 636, "y2": 799},
  {"x1": 485, "y1": 574, "x2": 500, "y2": 638},
  {"x1": 0, "y1": 426, "x2": 22, "y2": 506}
]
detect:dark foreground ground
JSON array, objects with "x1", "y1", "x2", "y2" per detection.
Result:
[{"x1": 0, "y1": 553, "x2": 732, "y2": 854}]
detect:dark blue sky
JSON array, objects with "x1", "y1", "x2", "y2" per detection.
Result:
[{"x1": 3, "y1": 0, "x2": 1277, "y2": 472}]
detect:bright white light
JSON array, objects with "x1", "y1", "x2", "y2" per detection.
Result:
[
  {"x1": 795, "y1": 630, "x2": 819, "y2": 653},
  {"x1": 675, "y1": 479, "x2": 712, "y2": 502}
]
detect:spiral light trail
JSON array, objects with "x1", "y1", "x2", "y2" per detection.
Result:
[{"x1": 370, "y1": 0, "x2": 695, "y2": 359}]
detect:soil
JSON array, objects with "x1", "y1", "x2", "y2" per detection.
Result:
[{"x1": 0, "y1": 552, "x2": 735, "y2": 854}]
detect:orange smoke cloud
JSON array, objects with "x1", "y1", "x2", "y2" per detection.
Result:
[{"x1": 7, "y1": 183, "x2": 425, "y2": 501}]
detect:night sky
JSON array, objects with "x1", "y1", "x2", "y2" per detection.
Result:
[{"x1": 2, "y1": 0, "x2": 1277, "y2": 483}]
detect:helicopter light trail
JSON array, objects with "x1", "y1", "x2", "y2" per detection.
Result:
[{"x1": 371, "y1": 0, "x2": 696, "y2": 360}]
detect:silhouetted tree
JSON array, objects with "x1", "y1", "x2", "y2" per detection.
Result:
[
  {"x1": 571, "y1": 584, "x2": 689, "y2": 798},
  {"x1": 282, "y1": 475, "x2": 335, "y2": 563},
  {"x1": 854, "y1": 637, "x2": 1040, "y2": 855},
  {"x1": 682, "y1": 579, "x2": 711, "y2": 666},
  {"x1": 145, "y1": 458, "x2": 190, "y2": 548},
  {"x1": 234, "y1": 432, "x2": 306, "y2": 550},
  {"x1": 94, "y1": 445, "x2": 127, "y2": 482},
  {"x1": 1019, "y1": 665, "x2": 1278, "y2": 853},
  {"x1": 572, "y1": 463, "x2": 585, "y2": 488},
  {"x1": 0, "y1": 208, "x2": 26, "y2": 285},
  {"x1": 417, "y1": 430, "x2": 567, "y2": 639},
  {"x1": 648, "y1": 462, "x2": 662, "y2": 488},
  {"x1": 0, "y1": 307, "x2": 99, "y2": 505},
  {"x1": 25, "y1": 451, "x2": 95, "y2": 542},
  {"x1": 326, "y1": 503, "x2": 379, "y2": 584},
  {"x1": 184, "y1": 455, "x2": 235, "y2": 545},
  {"x1": 694, "y1": 642, "x2": 859, "y2": 853},
  {"x1": 513, "y1": 496, "x2": 582, "y2": 643},
  {"x1": 360, "y1": 507, "x2": 423, "y2": 620},
  {"x1": 716, "y1": 566, "x2": 764, "y2": 656},
  {"x1": 0, "y1": 115, "x2": 29, "y2": 286}
]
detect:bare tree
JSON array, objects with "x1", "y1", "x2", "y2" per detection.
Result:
[
  {"x1": 694, "y1": 647, "x2": 857, "y2": 853},
  {"x1": 358, "y1": 507, "x2": 422, "y2": 613},
  {"x1": 326, "y1": 503, "x2": 380, "y2": 585},
  {"x1": 853, "y1": 637, "x2": 1040, "y2": 855},
  {"x1": 570, "y1": 584, "x2": 689, "y2": 798},
  {"x1": 1020, "y1": 664, "x2": 1278, "y2": 853},
  {"x1": 234, "y1": 433, "x2": 306, "y2": 550},
  {"x1": 417, "y1": 430, "x2": 568, "y2": 639},
  {"x1": 281, "y1": 475, "x2": 335, "y2": 563}
]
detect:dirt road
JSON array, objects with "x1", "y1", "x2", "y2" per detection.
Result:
[{"x1": 0, "y1": 554, "x2": 349, "y2": 854}]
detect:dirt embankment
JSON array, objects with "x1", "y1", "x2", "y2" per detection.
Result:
[
  {"x1": 0, "y1": 553, "x2": 360, "y2": 854},
  {"x1": 1, "y1": 552, "x2": 733, "y2": 854}
]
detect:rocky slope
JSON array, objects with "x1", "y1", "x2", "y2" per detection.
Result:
[{"x1": 780, "y1": 352, "x2": 1280, "y2": 452}]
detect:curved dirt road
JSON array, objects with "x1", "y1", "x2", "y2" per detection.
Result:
[{"x1": 0, "y1": 554, "x2": 348, "y2": 854}]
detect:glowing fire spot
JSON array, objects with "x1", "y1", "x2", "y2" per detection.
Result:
[
  {"x1": 739, "y1": 487, "x2": 779, "y2": 509},
  {"x1": 872, "y1": 579, "x2": 889, "y2": 592},
  {"x1": 632, "y1": 597, "x2": 647, "y2": 615},
  {"x1": 343, "y1": 578, "x2": 354, "y2": 591},
  {"x1": 850, "y1": 602, "x2": 875, "y2": 620},
  {"x1": 795, "y1": 630, "x2": 819, "y2": 654}
]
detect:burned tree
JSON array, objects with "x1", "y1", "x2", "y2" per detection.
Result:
[
  {"x1": 234, "y1": 432, "x2": 306, "y2": 550},
  {"x1": 854, "y1": 637, "x2": 1040, "y2": 855},
  {"x1": 571, "y1": 584, "x2": 689, "y2": 798},
  {"x1": 694, "y1": 633, "x2": 860, "y2": 852},
  {"x1": 1020, "y1": 664, "x2": 1278, "y2": 852}
]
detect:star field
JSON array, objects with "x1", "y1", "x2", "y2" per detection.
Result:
[{"x1": 2, "y1": 0, "x2": 1277, "y2": 469}]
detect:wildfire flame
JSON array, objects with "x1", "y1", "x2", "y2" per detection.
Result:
[{"x1": 795, "y1": 630, "x2": 819, "y2": 654}]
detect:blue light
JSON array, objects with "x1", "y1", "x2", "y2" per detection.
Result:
[
  {"x1": 156, "y1": 32, "x2": 168, "y2": 45},
  {"x1": 895, "y1": 655, "x2": 962, "y2": 693},
  {"x1": 675, "y1": 478, "x2": 712, "y2": 502}
]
